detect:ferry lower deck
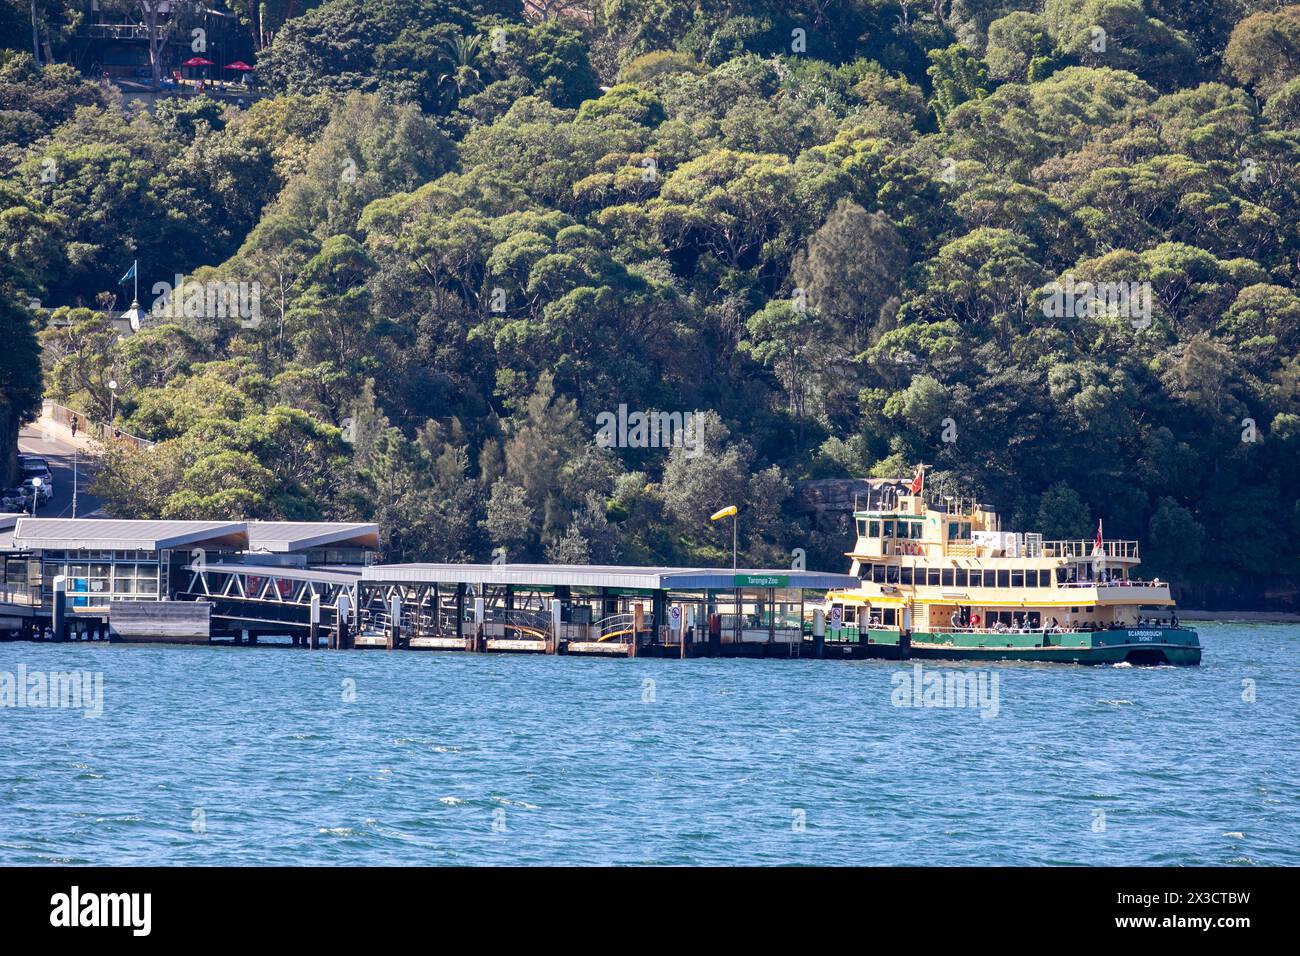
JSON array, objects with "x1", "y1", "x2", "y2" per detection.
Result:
[{"x1": 818, "y1": 626, "x2": 1201, "y2": 665}]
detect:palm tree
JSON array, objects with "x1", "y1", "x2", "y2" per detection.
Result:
[{"x1": 435, "y1": 33, "x2": 485, "y2": 107}]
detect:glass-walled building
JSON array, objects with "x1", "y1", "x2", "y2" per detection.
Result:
[{"x1": 6, "y1": 519, "x2": 379, "y2": 611}]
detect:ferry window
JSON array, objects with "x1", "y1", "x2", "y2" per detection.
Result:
[
  {"x1": 856, "y1": 520, "x2": 867, "y2": 538},
  {"x1": 882, "y1": 521, "x2": 894, "y2": 537},
  {"x1": 983, "y1": 570, "x2": 996, "y2": 587},
  {"x1": 1025, "y1": 570, "x2": 1038, "y2": 587},
  {"x1": 1056, "y1": 568, "x2": 1068, "y2": 583},
  {"x1": 1011, "y1": 570, "x2": 1024, "y2": 588},
  {"x1": 868, "y1": 521, "x2": 880, "y2": 538},
  {"x1": 997, "y1": 570, "x2": 1010, "y2": 588},
  {"x1": 886, "y1": 564, "x2": 899, "y2": 584},
  {"x1": 883, "y1": 608, "x2": 897, "y2": 626},
  {"x1": 872, "y1": 564, "x2": 886, "y2": 583},
  {"x1": 947, "y1": 522, "x2": 972, "y2": 540},
  {"x1": 927, "y1": 569, "x2": 941, "y2": 586},
  {"x1": 843, "y1": 607, "x2": 856, "y2": 624},
  {"x1": 941, "y1": 569, "x2": 954, "y2": 587},
  {"x1": 910, "y1": 522, "x2": 924, "y2": 539},
  {"x1": 901, "y1": 567, "x2": 913, "y2": 585},
  {"x1": 955, "y1": 569, "x2": 967, "y2": 587}
]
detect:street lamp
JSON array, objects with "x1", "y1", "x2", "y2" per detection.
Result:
[
  {"x1": 711, "y1": 505, "x2": 739, "y2": 570},
  {"x1": 29, "y1": 476, "x2": 42, "y2": 516},
  {"x1": 108, "y1": 379, "x2": 118, "y2": 422}
]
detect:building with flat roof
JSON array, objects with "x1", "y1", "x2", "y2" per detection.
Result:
[
  {"x1": 1, "y1": 517, "x2": 854, "y2": 656},
  {"x1": 4, "y1": 517, "x2": 377, "y2": 613},
  {"x1": 360, "y1": 563, "x2": 859, "y2": 654}
]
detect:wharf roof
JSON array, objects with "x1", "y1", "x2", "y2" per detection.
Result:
[
  {"x1": 246, "y1": 521, "x2": 378, "y2": 552},
  {"x1": 13, "y1": 518, "x2": 247, "y2": 551},
  {"x1": 361, "y1": 563, "x2": 858, "y2": 591}
]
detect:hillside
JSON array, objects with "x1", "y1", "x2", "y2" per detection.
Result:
[{"x1": 2, "y1": 0, "x2": 1299, "y2": 605}]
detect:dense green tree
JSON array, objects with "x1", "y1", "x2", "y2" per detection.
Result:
[{"x1": 10, "y1": 0, "x2": 1298, "y2": 594}]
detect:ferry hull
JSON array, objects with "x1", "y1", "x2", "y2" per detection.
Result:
[{"x1": 828, "y1": 627, "x2": 1201, "y2": 666}]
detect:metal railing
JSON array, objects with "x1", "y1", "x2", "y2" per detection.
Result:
[
  {"x1": 43, "y1": 400, "x2": 155, "y2": 450},
  {"x1": 487, "y1": 608, "x2": 551, "y2": 640},
  {"x1": 0, "y1": 583, "x2": 37, "y2": 606},
  {"x1": 1043, "y1": 539, "x2": 1140, "y2": 559},
  {"x1": 85, "y1": 23, "x2": 168, "y2": 41},
  {"x1": 595, "y1": 612, "x2": 636, "y2": 643},
  {"x1": 1057, "y1": 578, "x2": 1166, "y2": 588}
]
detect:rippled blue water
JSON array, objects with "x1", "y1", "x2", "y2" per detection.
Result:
[{"x1": 0, "y1": 623, "x2": 1295, "y2": 865}]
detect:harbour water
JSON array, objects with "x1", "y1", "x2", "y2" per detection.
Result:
[{"x1": 0, "y1": 623, "x2": 1295, "y2": 865}]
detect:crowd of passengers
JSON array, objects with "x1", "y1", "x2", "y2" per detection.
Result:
[{"x1": 859, "y1": 609, "x2": 1180, "y2": 632}]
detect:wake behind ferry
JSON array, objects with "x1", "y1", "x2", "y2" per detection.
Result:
[{"x1": 822, "y1": 471, "x2": 1201, "y2": 665}]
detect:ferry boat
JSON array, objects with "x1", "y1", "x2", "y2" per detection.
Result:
[{"x1": 822, "y1": 472, "x2": 1201, "y2": 665}]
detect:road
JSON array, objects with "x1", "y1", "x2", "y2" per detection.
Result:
[{"x1": 16, "y1": 422, "x2": 105, "y2": 518}]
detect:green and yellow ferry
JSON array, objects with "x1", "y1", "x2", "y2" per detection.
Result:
[{"x1": 822, "y1": 480, "x2": 1201, "y2": 666}]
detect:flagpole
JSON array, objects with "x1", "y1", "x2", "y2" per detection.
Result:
[{"x1": 133, "y1": 258, "x2": 138, "y2": 304}]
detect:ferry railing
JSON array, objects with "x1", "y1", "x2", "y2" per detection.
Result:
[
  {"x1": 1057, "y1": 579, "x2": 1167, "y2": 588},
  {"x1": 1042, "y1": 539, "x2": 1140, "y2": 559}
]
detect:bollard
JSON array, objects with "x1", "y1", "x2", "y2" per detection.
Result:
[{"x1": 813, "y1": 608, "x2": 825, "y2": 659}]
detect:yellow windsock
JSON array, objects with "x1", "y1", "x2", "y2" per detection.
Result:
[{"x1": 710, "y1": 505, "x2": 738, "y2": 520}]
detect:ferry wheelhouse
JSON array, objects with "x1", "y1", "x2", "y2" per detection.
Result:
[{"x1": 824, "y1": 483, "x2": 1201, "y2": 665}]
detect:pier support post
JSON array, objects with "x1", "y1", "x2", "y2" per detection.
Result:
[
  {"x1": 388, "y1": 593, "x2": 401, "y2": 651},
  {"x1": 708, "y1": 612, "x2": 721, "y2": 657},
  {"x1": 335, "y1": 592, "x2": 352, "y2": 650},
  {"x1": 51, "y1": 576, "x2": 67, "y2": 641},
  {"x1": 548, "y1": 599, "x2": 561, "y2": 655},
  {"x1": 310, "y1": 594, "x2": 321, "y2": 649},
  {"x1": 813, "y1": 608, "x2": 825, "y2": 659}
]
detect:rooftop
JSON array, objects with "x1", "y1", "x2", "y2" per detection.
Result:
[
  {"x1": 10, "y1": 518, "x2": 378, "y2": 554},
  {"x1": 247, "y1": 521, "x2": 378, "y2": 553},
  {"x1": 361, "y1": 563, "x2": 858, "y2": 591},
  {"x1": 13, "y1": 518, "x2": 247, "y2": 551}
]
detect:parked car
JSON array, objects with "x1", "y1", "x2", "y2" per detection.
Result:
[
  {"x1": 21, "y1": 477, "x2": 51, "y2": 504},
  {"x1": 18, "y1": 457, "x2": 52, "y2": 498},
  {"x1": 1, "y1": 487, "x2": 33, "y2": 511}
]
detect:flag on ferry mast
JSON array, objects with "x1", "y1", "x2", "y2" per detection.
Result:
[
  {"x1": 909, "y1": 464, "x2": 924, "y2": 495},
  {"x1": 1094, "y1": 519, "x2": 1103, "y2": 551}
]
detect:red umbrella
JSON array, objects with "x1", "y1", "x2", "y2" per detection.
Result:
[
  {"x1": 223, "y1": 61, "x2": 254, "y2": 71},
  {"x1": 182, "y1": 57, "x2": 215, "y2": 67}
]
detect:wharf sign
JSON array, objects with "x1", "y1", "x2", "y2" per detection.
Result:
[{"x1": 734, "y1": 574, "x2": 789, "y2": 587}]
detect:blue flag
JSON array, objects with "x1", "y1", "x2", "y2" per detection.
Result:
[{"x1": 119, "y1": 262, "x2": 136, "y2": 284}]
